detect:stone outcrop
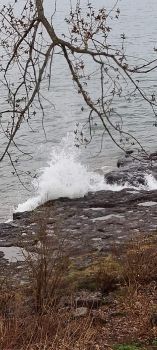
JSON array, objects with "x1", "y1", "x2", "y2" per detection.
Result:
[
  {"x1": 0, "y1": 187, "x2": 157, "y2": 271},
  {"x1": 1, "y1": 153, "x2": 157, "y2": 272},
  {"x1": 105, "y1": 152, "x2": 157, "y2": 187}
]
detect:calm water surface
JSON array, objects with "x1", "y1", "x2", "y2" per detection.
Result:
[{"x1": 0, "y1": 0, "x2": 157, "y2": 221}]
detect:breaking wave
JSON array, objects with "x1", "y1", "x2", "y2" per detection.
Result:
[
  {"x1": 16, "y1": 134, "x2": 126, "y2": 213},
  {"x1": 15, "y1": 133, "x2": 157, "y2": 213}
]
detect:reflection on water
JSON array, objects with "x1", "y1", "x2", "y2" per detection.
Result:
[{"x1": 0, "y1": 0, "x2": 157, "y2": 222}]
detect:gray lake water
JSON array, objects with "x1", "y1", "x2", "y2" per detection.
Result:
[{"x1": 0, "y1": 0, "x2": 157, "y2": 222}]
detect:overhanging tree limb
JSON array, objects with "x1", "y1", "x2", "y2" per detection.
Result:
[{"x1": 0, "y1": 0, "x2": 157, "y2": 166}]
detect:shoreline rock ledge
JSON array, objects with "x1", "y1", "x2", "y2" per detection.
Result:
[
  {"x1": 0, "y1": 186, "x2": 157, "y2": 271},
  {"x1": 1, "y1": 153, "x2": 157, "y2": 271}
]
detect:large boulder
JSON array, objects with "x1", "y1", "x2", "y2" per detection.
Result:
[
  {"x1": 105, "y1": 169, "x2": 146, "y2": 187},
  {"x1": 105, "y1": 151, "x2": 157, "y2": 187}
]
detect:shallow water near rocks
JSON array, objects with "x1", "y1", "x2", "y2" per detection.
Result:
[{"x1": 0, "y1": 246, "x2": 26, "y2": 263}]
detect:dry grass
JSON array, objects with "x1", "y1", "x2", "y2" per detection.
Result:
[
  {"x1": 0, "y1": 306, "x2": 95, "y2": 350},
  {"x1": 93, "y1": 254, "x2": 123, "y2": 294},
  {"x1": 0, "y1": 211, "x2": 97, "y2": 350},
  {"x1": 0, "y1": 245, "x2": 95, "y2": 349},
  {"x1": 1, "y1": 225, "x2": 157, "y2": 349}
]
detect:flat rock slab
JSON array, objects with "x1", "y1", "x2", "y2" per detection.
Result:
[{"x1": 0, "y1": 188, "x2": 157, "y2": 272}]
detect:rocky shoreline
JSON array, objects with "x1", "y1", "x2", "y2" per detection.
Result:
[
  {"x1": 1, "y1": 154, "x2": 157, "y2": 273},
  {"x1": 1, "y1": 156, "x2": 157, "y2": 350}
]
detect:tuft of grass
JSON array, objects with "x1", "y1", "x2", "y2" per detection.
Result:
[
  {"x1": 113, "y1": 344, "x2": 143, "y2": 350},
  {"x1": 121, "y1": 235, "x2": 157, "y2": 289},
  {"x1": 69, "y1": 254, "x2": 123, "y2": 294},
  {"x1": 94, "y1": 254, "x2": 122, "y2": 294}
]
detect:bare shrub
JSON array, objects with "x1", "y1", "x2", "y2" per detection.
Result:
[
  {"x1": 22, "y1": 209, "x2": 71, "y2": 313},
  {"x1": 0, "y1": 210, "x2": 96, "y2": 350}
]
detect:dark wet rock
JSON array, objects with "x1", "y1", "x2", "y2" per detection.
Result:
[
  {"x1": 117, "y1": 156, "x2": 134, "y2": 168},
  {"x1": 106, "y1": 151, "x2": 157, "y2": 187},
  {"x1": 108, "y1": 158, "x2": 148, "y2": 187},
  {"x1": 0, "y1": 251, "x2": 4, "y2": 259},
  {"x1": 148, "y1": 151, "x2": 157, "y2": 161},
  {"x1": 105, "y1": 168, "x2": 147, "y2": 187},
  {"x1": 13, "y1": 211, "x2": 32, "y2": 220}
]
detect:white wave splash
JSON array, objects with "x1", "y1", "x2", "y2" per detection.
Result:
[
  {"x1": 15, "y1": 134, "x2": 157, "y2": 214},
  {"x1": 16, "y1": 134, "x2": 126, "y2": 213},
  {"x1": 144, "y1": 173, "x2": 157, "y2": 190}
]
